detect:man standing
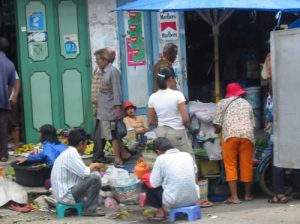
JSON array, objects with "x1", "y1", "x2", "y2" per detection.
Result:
[
  {"x1": 51, "y1": 128, "x2": 105, "y2": 217},
  {"x1": 0, "y1": 37, "x2": 16, "y2": 162},
  {"x1": 9, "y1": 71, "x2": 20, "y2": 151},
  {"x1": 153, "y1": 43, "x2": 178, "y2": 91},
  {"x1": 94, "y1": 48, "x2": 131, "y2": 166},
  {"x1": 92, "y1": 48, "x2": 115, "y2": 163}
]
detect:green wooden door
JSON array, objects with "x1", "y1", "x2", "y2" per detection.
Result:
[{"x1": 16, "y1": 0, "x2": 92, "y2": 143}]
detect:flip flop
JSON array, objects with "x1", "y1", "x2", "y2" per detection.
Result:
[
  {"x1": 147, "y1": 216, "x2": 167, "y2": 221},
  {"x1": 224, "y1": 199, "x2": 241, "y2": 204},
  {"x1": 197, "y1": 200, "x2": 214, "y2": 208},
  {"x1": 6, "y1": 203, "x2": 32, "y2": 213},
  {"x1": 244, "y1": 196, "x2": 254, "y2": 201},
  {"x1": 268, "y1": 196, "x2": 288, "y2": 204}
]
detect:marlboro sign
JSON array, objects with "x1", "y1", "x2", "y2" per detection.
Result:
[{"x1": 159, "y1": 12, "x2": 178, "y2": 40}]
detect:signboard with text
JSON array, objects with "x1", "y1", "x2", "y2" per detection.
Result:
[{"x1": 159, "y1": 12, "x2": 178, "y2": 40}]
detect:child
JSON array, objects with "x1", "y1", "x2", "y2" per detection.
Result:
[{"x1": 16, "y1": 124, "x2": 67, "y2": 166}]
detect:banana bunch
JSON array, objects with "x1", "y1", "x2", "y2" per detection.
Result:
[
  {"x1": 104, "y1": 141, "x2": 114, "y2": 154},
  {"x1": 84, "y1": 143, "x2": 94, "y2": 155},
  {"x1": 14, "y1": 144, "x2": 34, "y2": 155}
]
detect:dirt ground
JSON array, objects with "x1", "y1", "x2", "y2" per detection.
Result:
[
  {"x1": 1, "y1": 197, "x2": 300, "y2": 224},
  {"x1": 1, "y1": 156, "x2": 300, "y2": 224}
]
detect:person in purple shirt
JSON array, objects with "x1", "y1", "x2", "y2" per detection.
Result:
[
  {"x1": 0, "y1": 37, "x2": 16, "y2": 162},
  {"x1": 16, "y1": 124, "x2": 67, "y2": 166}
]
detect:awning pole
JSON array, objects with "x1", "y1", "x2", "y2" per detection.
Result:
[{"x1": 213, "y1": 25, "x2": 221, "y2": 102}]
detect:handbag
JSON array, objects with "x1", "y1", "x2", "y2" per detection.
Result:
[
  {"x1": 214, "y1": 97, "x2": 240, "y2": 134},
  {"x1": 116, "y1": 120, "x2": 127, "y2": 138}
]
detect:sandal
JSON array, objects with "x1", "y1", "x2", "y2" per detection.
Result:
[
  {"x1": 197, "y1": 200, "x2": 214, "y2": 208},
  {"x1": 268, "y1": 195, "x2": 288, "y2": 204},
  {"x1": 6, "y1": 202, "x2": 32, "y2": 213},
  {"x1": 224, "y1": 198, "x2": 241, "y2": 204},
  {"x1": 147, "y1": 215, "x2": 167, "y2": 221},
  {"x1": 0, "y1": 157, "x2": 8, "y2": 162},
  {"x1": 113, "y1": 159, "x2": 124, "y2": 168}
]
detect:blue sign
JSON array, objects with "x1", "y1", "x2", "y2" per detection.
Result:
[
  {"x1": 65, "y1": 41, "x2": 78, "y2": 54},
  {"x1": 29, "y1": 12, "x2": 44, "y2": 31}
]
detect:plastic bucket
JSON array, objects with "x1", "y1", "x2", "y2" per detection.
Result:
[
  {"x1": 245, "y1": 87, "x2": 261, "y2": 109},
  {"x1": 198, "y1": 179, "x2": 208, "y2": 201}
]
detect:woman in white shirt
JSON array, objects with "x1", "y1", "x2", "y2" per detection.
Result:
[{"x1": 148, "y1": 73, "x2": 193, "y2": 156}]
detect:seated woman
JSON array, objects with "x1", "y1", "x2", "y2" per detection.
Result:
[
  {"x1": 123, "y1": 101, "x2": 149, "y2": 135},
  {"x1": 16, "y1": 124, "x2": 67, "y2": 166}
]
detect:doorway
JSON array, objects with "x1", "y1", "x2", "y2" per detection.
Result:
[{"x1": 15, "y1": 0, "x2": 92, "y2": 143}]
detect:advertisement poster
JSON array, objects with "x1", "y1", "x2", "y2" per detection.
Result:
[
  {"x1": 28, "y1": 12, "x2": 44, "y2": 32},
  {"x1": 159, "y1": 12, "x2": 178, "y2": 40},
  {"x1": 64, "y1": 34, "x2": 79, "y2": 55},
  {"x1": 127, "y1": 11, "x2": 146, "y2": 66}
]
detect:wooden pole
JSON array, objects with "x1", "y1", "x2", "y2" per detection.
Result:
[{"x1": 213, "y1": 25, "x2": 220, "y2": 102}]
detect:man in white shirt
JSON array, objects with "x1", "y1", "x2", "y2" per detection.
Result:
[
  {"x1": 51, "y1": 128, "x2": 105, "y2": 217},
  {"x1": 142, "y1": 137, "x2": 198, "y2": 220}
]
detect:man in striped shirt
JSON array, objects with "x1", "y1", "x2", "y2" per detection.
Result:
[{"x1": 51, "y1": 128, "x2": 105, "y2": 217}]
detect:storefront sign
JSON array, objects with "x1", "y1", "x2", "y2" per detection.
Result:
[
  {"x1": 159, "y1": 12, "x2": 178, "y2": 40},
  {"x1": 127, "y1": 11, "x2": 146, "y2": 66}
]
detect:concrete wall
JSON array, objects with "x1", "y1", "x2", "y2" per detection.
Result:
[{"x1": 87, "y1": 0, "x2": 120, "y2": 71}]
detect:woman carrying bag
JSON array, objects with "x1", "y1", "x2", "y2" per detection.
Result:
[{"x1": 213, "y1": 83, "x2": 255, "y2": 204}]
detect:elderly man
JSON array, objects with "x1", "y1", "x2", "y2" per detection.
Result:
[
  {"x1": 0, "y1": 37, "x2": 16, "y2": 162},
  {"x1": 51, "y1": 128, "x2": 105, "y2": 217},
  {"x1": 92, "y1": 47, "x2": 115, "y2": 163},
  {"x1": 141, "y1": 137, "x2": 198, "y2": 220},
  {"x1": 153, "y1": 43, "x2": 178, "y2": 92},
  {"x1": 94, "y1": 48, "x2": 131, "y2": 166}
]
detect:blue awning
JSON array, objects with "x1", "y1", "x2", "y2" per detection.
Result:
[
  {"x1": 114, "y1": 0, "x2": 300, "y2": 12},
  {"x1": 289, "y1": 18, "x2": 300, "y2": 28}
]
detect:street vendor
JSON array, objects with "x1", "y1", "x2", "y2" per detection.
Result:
[
  {"x1": 123, "y1": 101, "x2": 148, "y2": 134},
  {"x1": 213, "y1": 83, "x2": 255, "y2": 204},
  {"x1": 16, "y1": 124, "x2": 67, "y2": 166},
  {"x1": 51, "y1": 128, "x2": 105, "y2": 217},
  {"x1": 140, "y1": 137, "x2": 198, "y2": 221}
]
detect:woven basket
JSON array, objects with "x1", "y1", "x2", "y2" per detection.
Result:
[{"x1": 112, "y1": 182, "x2": 141, "y2": 205}]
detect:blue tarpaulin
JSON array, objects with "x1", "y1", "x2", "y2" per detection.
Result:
[
  {"x1": 289, "y1": 18, "x2": 300, "y2": 28},
  {"x1": 114, "y1": 0, "x2": 300, "y2": 12}
]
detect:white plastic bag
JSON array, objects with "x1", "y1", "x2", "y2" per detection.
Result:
[
  {"x1": 106, "y1": 166, "x2": 139, "y2": 187},
  {"x1": 188, "y1": 101, "x2": 217, "y2": 123},
  {"x1": 204, "y1": 139, "x2": 222, "y2": 160}
]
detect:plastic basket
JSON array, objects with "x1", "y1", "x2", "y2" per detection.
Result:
[{"x1": 112, "y1": 182, "x2": 141, "y2": 205}]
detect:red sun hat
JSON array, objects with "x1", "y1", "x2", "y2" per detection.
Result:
[
  {"x1": 225, "y1": 83, "x2": 246, "y2": 98},
  {"x1": 123, "y1": 101, "x2": 137, "y2": 110}
]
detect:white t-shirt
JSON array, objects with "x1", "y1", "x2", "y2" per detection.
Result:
[
  {"x1": 148, "y1": 88, "x2": 186, "y2": 130},
  {"x1": 150, "y1": 148, "x2": 198, "y2": 208}
]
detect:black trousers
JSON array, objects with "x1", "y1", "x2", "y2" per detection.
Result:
[
  {"x1": 142, "y1": 184, "x2": 163, "y2": 209},
  {"x1": 0, "y1": 109, "x2": 9, "y2": 158},
  {"x1": 272, "y1": 166, "x2": 300, "y2": 195},
  {"x1": 92, "y1": 119, "x2": 106, "y2": 162}
]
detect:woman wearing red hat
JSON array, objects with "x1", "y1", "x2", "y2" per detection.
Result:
[
  {"x1": 213, "y1": 82, "x2": 255, "y2": 204},
  {"x1": 123, "y1": 101, "x2": 148, "y2": 134}
]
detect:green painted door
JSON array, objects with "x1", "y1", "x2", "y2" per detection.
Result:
[{"x1": 16, "y1": 0, "x2": 92, "y2": 143}]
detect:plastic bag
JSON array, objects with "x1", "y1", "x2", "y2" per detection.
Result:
[
  {"x1": 106, "y1": 166, "x2": 139, "y2": 187},
  {"x1": 189, "y1": 115, "x2": 201, "y2": 135},
  {"x1": 204, "y1": 139, "x2": 222, "y2": 160},
  {"x1": 188, "y1": 101, "x2": 217, "y2": 123},
  {"x1": 116, "y1": 120, "x2": 127, "y2": 139}
]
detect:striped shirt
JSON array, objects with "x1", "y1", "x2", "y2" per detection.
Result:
[{"x1": 51, "y1": 146, "x2": 90, "y2": 204}]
